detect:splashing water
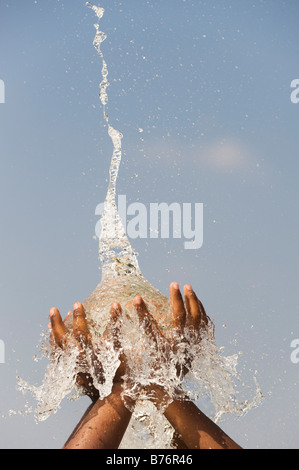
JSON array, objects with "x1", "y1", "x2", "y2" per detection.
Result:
[
  {"x1": 86, "y1": 1, "x2": 141, "y2": 280},
  {"x1": 17, "y1": 2, "x2": 262, "y2": 448}
]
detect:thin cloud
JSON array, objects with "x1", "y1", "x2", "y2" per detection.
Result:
[{"x1": 200, "y1": 139, "x2": 251, "y2": 172}]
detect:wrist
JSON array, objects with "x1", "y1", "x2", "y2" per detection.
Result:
[
  {"x1": 112, "y1": 381, "x2": 136, "y2": 410},
  {"x1": 144, "y1": 384, "x2": 172, "y2": 410}
]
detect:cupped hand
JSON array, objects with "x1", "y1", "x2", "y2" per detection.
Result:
[
  {"x1": 127, "y1": 282, "x2": 211, "y2": 405},
  {"x1": 48, "y1": 301, "x2": 126, "y2": 402}
]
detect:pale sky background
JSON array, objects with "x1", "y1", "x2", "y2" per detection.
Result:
[{"x1": 0, "y1": 0, "x2": 299, "y2": 449}]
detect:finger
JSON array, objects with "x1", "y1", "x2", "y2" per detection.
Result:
[
  {"x1": 197, "y1": 297, "x2": 209, "y2": 327},
  {"x1": 184, "y1": 285, "x2": 208, "y2": 330},
  {"x1": 72, "y1": 302, "x2": 91, "y2": 346},
  {"x1": 107, "y1": 303, "x2": 128, "y2": 381},
  {"x1": 64, "y1": 310, "x2": 73, "y2": 322},
  {"x1": 49, "y1": 307, "x2": 69, "y2": 348},
  {"x1": 170, "y1": 282, "x2": 186, "y2": 331},
  {"x1": 133, "y1": 296, "x2": 161, "y2": 342},
  {"x1": 110, "y1": 302, "x2": 122, "y2": 323},
  {"x1": 184, "y1": 285, "x2": 200, "y2": 329},
  {"x1": 105, "y1": 302, "x2": 123, "y2": 350}
]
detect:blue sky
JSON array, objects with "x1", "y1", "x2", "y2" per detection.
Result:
[{"x1": 0, "y1": 0, "x2": 299, "y2": 448}]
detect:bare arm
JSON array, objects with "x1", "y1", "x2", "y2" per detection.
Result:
[
  {"x1": 162, "y1": 391, "x2": 241, "y2": 449},
  {"x1": 49, "y1": 301, "x2": 133, "y2": 450},
  {"x1": 167, "y1": 401, "x2": 241, "y2": 450},
  {"x1": 134, "y1": 283, "x2": 242, "y2": 450},
  {"x1": 63, "y1": 382, "x2": 134, "y2": 450}
]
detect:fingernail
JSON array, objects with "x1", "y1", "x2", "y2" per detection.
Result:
[
  {"x1": 73, "y1": 302, "x2": 82, "y2": 310},
  {"x1": 172, "y1": 282, "x2": 179, "y2": 290},
  {"x1": 185, "y1": 284, "x2": 193, "y2": 291},
  {"x1": 133, "y1": 295, "x2": 143, "y2": 307},
  {"x1": 49, "y1": 308, "x2": 57, "y2": 318},
  {"x1": 111, "y1": 302, "x2": 121, "y2": 310}
]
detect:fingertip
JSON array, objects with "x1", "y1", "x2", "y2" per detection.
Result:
[
  {"x1": 170, "y1": 282, "x2": 179, "y2": 290},
  {"x1": 49, "y1": 307, "x2": 59, "y2": 319},
  {"x1": 184, "y1": 284, "x2": 193, "y2": 295},
  {"x1": 110, "y1": 302, "x2": 122, "y2": 321},
  {"x1": 73, "y1": 303, "x2": 86, "y2": 321},
  {"x1": 184, "y1": 284, "x2": 192, "y2": 290},
  {"x1": 73, "y1": 302, "x2": 83, "y2": 310},
  {"x1": 111, "y1": 302, "x2": 121, "y2": 310},
  {"x1": 133, "y1": 295, "x2": 143, "y2": 307}
]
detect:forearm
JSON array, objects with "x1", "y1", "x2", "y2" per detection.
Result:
[
  {"x1": 149, "y1": 385, "x2": 241, "y2": 450},
  {"x1": 164, "y1": 398, "x2": 242, "y2": 450},
  {"x1": 63, "y1": 383, "x2": 134, "y2": 450}
]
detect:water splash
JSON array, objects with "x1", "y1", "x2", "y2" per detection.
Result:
[
  {"x1": 87, "y1": 1, "x2": 141, "y2": 279},
  {"x1": 16, "y1": 2, "x2": 262, "y2": 448}
]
